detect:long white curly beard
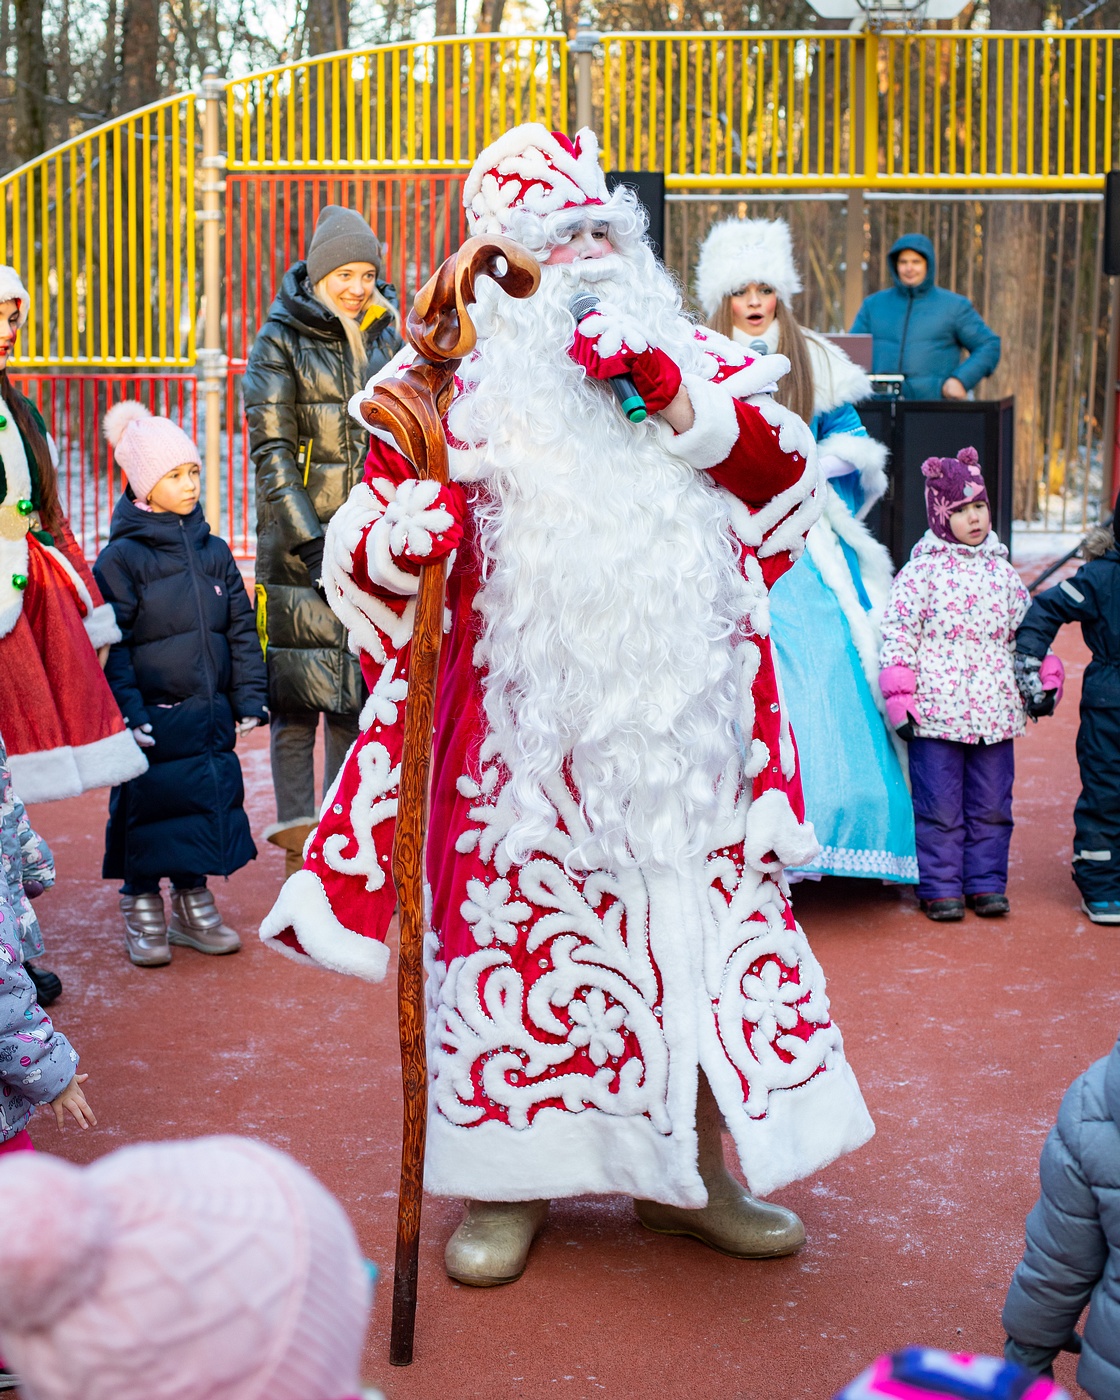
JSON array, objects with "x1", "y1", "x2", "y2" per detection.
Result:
[{"x1": 447, "y1": 252, "x2": 751, "y2": 872}]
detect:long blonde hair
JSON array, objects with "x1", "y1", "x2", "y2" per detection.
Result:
[
  {"x1": 313, "y1": 277, "x2": 397, "y2": 370},
  {"x1": 708, "y1": 294, "x2": 816, "y2": 425}
]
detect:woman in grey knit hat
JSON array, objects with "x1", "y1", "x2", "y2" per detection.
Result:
[{"x1": 243, "y1": 205, "x2": 403, "y2": 875}]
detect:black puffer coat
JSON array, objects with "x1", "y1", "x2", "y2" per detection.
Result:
[
  {"x1": 242, "y1": 261, "x2": 402, "y2": 716},
  {"x1": 93, "y1": 497, "x2": 269, "y2": 882}
]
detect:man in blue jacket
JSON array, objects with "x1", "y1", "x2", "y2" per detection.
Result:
[{"x1": 851, "y1": 233, "x2": 1001, "y2": 400}]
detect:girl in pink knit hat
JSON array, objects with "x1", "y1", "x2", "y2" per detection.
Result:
[
  {"x1": 93, "y1": 404, "x2": 269, "y2": 968},
  {"x1": 0, "y1": 1135, "x2": 381, "y2": 1400}
]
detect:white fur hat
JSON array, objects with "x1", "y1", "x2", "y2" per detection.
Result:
[
  {"x1": 0, "y1": 265, "x2": 30, "y2": 328},
  {"x1": 463, "y1": 124, "x2": 609, "y2": 237},
  {"x1": 694, "y1": 219, "x2": 802, "y2": 317}
]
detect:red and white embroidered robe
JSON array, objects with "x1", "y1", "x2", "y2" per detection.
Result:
[{"x1": 261, "y1": 347, "x2": 875, "y2": 1205}]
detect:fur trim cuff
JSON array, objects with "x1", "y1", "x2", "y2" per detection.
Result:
[
  {"x1": 8, "y1": 747, "x2": 83, "y2": 803},
  {"x1": 718, "y1": 354, "x2": 790, "y2": 401},
  {"x1": 664, "y1": 373, "x2": 739, "y2": 472},
  {"x1": 817, "y1": 430, "x2": 889, "y2": 517},
  {"x1": 72, "y1": 728, "x2": 148, "y2": 792},
  {"x1": 9, "y1": 730, "x2": 147, "y2": 804},
  {"x1": 83, "y1": 602, "x2": 123, "y2": 649},
  {"x1": 743, "y1": 789, "x2": 819, "y2": 873},
  {"x1": 260, "y1": 868, "x2": 391, "y2": 982},
  {"x1": 348, "y1": 345, "x2": 420, "y2": 450}
]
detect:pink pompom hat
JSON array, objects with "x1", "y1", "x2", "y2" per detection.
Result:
[
  {"x1": 0, "y1": 1136, "x2": 374, "y2": 1400},
  {"x1": 103, "y1": 401, "x2": 201, "y2": 506},
  {"x1": 921, "y1": 445, "x2": 990, "y2": 543}
]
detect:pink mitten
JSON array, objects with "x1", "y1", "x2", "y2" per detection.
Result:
[
  {"x1": 879, "y1": 664, "x2": 918, "y2": 731},
  {"x1": 1039, "y1": 653, "x2": 1065, "y2": 706}
]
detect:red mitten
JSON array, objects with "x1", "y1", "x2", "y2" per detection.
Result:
[
  {"x1": 569, "y1": 332, "x2": 682, "y2": 415},
  {"x1": 629, "y1": 347, "x2": 683, "y2": 416}
]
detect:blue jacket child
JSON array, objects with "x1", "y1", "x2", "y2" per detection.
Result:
[
  {"x1": 850, "y1": 233, "x2": 1001, "y2": 401},
  {"x1": 1015, "y1": 525, "x2": 1120, "y2": 924},
  {"x1": 93, "y1": 404, "x2": 268, "y2": 968}
]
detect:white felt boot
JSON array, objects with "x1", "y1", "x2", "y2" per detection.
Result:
[
  {"x1": 444, "y1": 1199, "x2": 549, "y2": 1286},
  {"x1": 634, "y1": 1076, "x2": 805, "y2": 1258}
]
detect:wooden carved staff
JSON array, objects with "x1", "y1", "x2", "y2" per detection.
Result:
[{"x1": 359, "y1": 236, "x2": 540, "y2": 1368}]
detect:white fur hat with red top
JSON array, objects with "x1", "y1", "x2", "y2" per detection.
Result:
[{"x1": 463, "y1": 123, "x2": 641, "y2": 252}]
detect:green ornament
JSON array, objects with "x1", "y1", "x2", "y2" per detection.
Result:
[
  {"x1": 16, "y1": 498, "x2": 32, "y2": 516},
  {"x1": 0, "y1": 412, "x2": 8, "y2": 429},
  {"x1": 11, "y1": 573, "x2": 27, "y2": 590}
]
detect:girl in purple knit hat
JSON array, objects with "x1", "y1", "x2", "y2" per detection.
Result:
[{"x1": 878, "y1": 448, "x2": 1061, "y2": 921}]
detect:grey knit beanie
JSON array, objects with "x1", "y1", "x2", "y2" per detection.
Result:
[{"x1": 305, "y1": 206, "x2": 382, "y2": 284}]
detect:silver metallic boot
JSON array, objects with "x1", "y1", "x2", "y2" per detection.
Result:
[
  {"x1": 444, "y1": 1199, "x2": 550, "y2": 1286},
  {"x1": 120, "y1": 892, "x2": 172, "y2": 967},
  {"x1": 635, "y1": 1076, "x2": 805, "y2": 1258},
  {"x1": 167, "y1": 887, "x2": 241, "y2": 955}
]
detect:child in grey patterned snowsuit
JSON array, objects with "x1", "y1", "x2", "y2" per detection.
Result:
[
  {"x1": 0, "y1": 733, "x2": 94, "y2": 1153},
  {"x1": 0, "y1": 730, "x2": 58, "y2": 1002}
]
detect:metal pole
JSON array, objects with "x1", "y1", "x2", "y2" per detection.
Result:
[
  {"x1": 1102, "y1": 277, "x2": 1120, "y2": 514},
  {"x1": 843, "y1": 35, "x2": 868, "y2": 330},
  {"x1": 199, "y1": 67, "x2": 226, "y2": 535},
  {"x1": 572, "y1": 19, "x2": 599, "y2": 134}
]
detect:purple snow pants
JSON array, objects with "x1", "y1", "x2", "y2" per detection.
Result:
[{"x1": 907, "y1": 737, "x2": 1015, "y2": 901}]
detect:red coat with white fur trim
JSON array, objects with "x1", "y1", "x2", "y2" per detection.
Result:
[{"x1": 261, "y1": 342, "x2": 874, "y2": 1205}]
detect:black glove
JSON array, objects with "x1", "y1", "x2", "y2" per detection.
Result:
[
  {"x1": 895, "y1": 720, "x2": 917, "y2": 742},
  {"x1": 1014, "y1": 653, "x2": 1049, "y2": 714},
  {"x1": 293, "y1": 537, "x2": 326, "y2": 591}
]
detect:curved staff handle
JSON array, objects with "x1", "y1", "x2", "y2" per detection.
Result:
[{"x1": 358, "y1": 235, "x2": 539, "y2": 1369}]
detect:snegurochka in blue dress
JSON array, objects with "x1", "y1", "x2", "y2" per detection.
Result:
[{"x1": 696, "y1": 217, "x2": 917, "y2": 883}]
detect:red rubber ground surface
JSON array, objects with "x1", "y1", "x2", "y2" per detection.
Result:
[{"x1": 23, "y1": 622, "x2": 1113, "y2": 1400}]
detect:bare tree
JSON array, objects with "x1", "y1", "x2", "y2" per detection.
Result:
[{"x1": 13, "y1": 0, "x2": 49, "y2": 159}]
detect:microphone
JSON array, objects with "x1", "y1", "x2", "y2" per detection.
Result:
[
  {"x1": 748, "y1": 338, "x2": 771, "y2": 357},
  {"x1": 568, "y1": 292, "x2": 648, "y2": 423}
]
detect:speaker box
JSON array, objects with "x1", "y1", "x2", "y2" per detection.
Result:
[
  {"x1": 1106, "y1": 170, "x2": 1120, "y2": 277},
  {"x1": 605, "y1": 171, "x2": 665, "y2": 259},
  {"x1": 858, "y1": 397, "x2": 1015, "y2": 568}
]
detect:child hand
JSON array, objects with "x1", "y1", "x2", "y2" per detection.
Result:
[
  {"x1": 132, "y1": 723, "x2": 156, "y2": 748},
  {"x1": 236, "y1": 717, "x2": 261, "y2": 739},
  {"x1": 49, "y1": 1073, "x2": 96, "y2": 1130}
]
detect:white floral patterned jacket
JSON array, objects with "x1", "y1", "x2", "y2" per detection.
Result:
[{"x1": 880, "y1": 530, "x2": 1030, "y2": 744}]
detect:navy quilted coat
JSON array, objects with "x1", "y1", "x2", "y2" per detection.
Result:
[
  {"x1": 1003, "y1": 1035, "x2": 1120, "y2": 1398},
  {"x1": 93, "y1": 497, "x2": 269, "y2": 882}
]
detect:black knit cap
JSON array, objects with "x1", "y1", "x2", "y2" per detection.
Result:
[{"x1": 305, "y1": 206, "x2": 383, "y2": 284}]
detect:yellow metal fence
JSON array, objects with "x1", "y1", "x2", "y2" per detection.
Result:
[
  {"x1": 0, "y1": 93, "x2": 196, "y2": 367},
  {"x1": 226, "y1": 35, "x2": 567, "y2": 170}
]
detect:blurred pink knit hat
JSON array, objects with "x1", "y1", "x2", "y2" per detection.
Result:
[
  {"x1": 103, "y1": 400, "x2": 201, "y2": 505},
  {"x1": 0, "y1": 1136, "x2": 373, "y2": 1400}
]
